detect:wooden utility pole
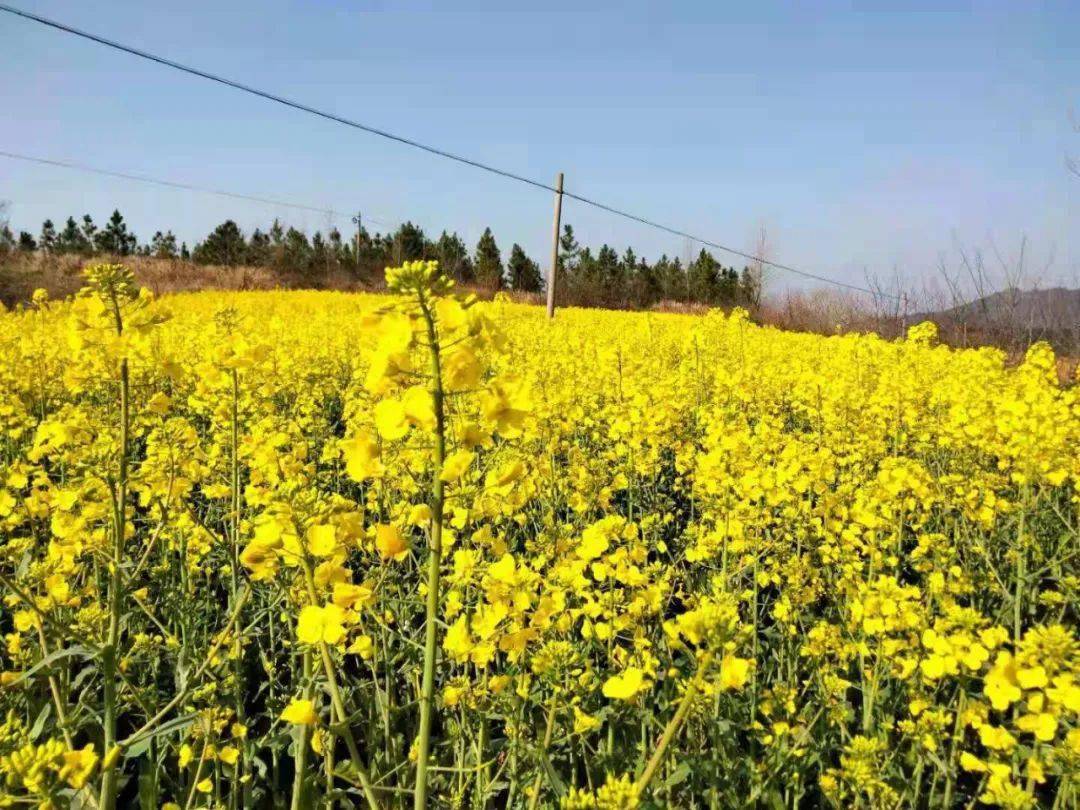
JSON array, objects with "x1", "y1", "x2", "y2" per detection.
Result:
[
  {"x1": 351, "y1": 211, "x2": 362, "y2": 270},
  {"x1": 546, "y1": 172, "x2": 564, "y2": 320}
]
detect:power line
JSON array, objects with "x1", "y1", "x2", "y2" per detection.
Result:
[
  {"x1": 0, "y1": 2, "x2": 897, "y2": 299},
  {"x1": 0, "y1": 149, "x2": 393, "y2": 228},
  {"x1": 0, "y1": 3, "x2": 553, "y2": 193}
]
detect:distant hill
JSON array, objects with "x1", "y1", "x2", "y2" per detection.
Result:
[
  {"x1": 916, "y1": 287, "x2": 1080, "y2": 352},
  {"x1": 922, "y1": 287, "x2": 1080, "y2": 328}
]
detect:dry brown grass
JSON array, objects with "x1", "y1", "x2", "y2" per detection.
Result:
[
  {"x1": 1, "y1": 254, "x2": 555, "y2": 309},
  {"x1": 649, "y1": 299, "x2": 711, "y2": 316},
  {"x1": 0, "y1": 253, "x2": 382, "y2": 307},
  {"x1": 757, "y1": 288, "x2": 902, "y2": 339}
]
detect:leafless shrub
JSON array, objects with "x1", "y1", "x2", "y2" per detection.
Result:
[
  {"x1": 918, "y1": 237, "x2": 1079, "y2": 356},
  {"x1": 758, "y1": 288, "x2": 888, "y2": 336}
]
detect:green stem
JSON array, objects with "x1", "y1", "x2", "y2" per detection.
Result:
[
  {"x1": 475, "y1": 714, "x2": 489, "y2": 808},
  {"x1": 34, "y1": 624, "x2": 74, "y2": 748},
  {"x1": 118, "y1": 588, "x2": 251, "y2": 753},
  {"x1": 299, "y1": 559, "x2": 381, "y2": 809},
  {"x1": 1014, "y1": 489, "x2": 1028, "y2": 643},
  {"x1": 634, "y1": 650, "x2": 715, "y2": 800},
  {"x1": 289, "y1": 652, "x2": 313, "y2": 810},
  {"x1": 414, "y1": 291, "x2": 447, "y2": 810},
  {"x1": 99, "y1": 347, "x2": 129, "y2": 810},
  {"x1": 229, "y1": 369, "x2": 250, "y2": 809},
  {"x1": 526, "y1": 699, "x2": 559, "y2": 810}
]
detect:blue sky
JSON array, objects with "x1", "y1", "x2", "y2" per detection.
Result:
[{"x1": 2, "y1": 0, "x2": 1078, "y2": 296}]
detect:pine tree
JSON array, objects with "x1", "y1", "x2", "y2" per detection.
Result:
[
  {"x1": 688, "y1": 249, "x2": 720, "y2": 304},
  {"x1": 507, "y1": 243, "x2": 543, "y2": 293},
  {"x1": 651, "y1": 256, "x2": 672, "y2": 301},
  {"x1": 80, "y1": 215, "x2": 98, "y2": 255},
  {"x1": 359, "y1": 229, "x2": 390, "y2": 281},
  {"x1": 39, "y1": 220, "x2": 57, "y2": 253},
  {"x1": 311, "y1": 231, "x2": 332, "y2": 275},
  {"x1": 269, "y1": 219, "x2": 285, "y2": 247},
  {"x1": 150, "y1": 231, "x2": 179, "y2": 259},
  {"x1": 434, "y1": 231, "x2": 473, "y2": 283},
  {"x1": 619, "y1": 248, "x2": 637, "y2": 305},
  {"x1": 18, "y1": 231, "x2": 37, "y2": 252},
  {"x1": 558, "y1": 224, "x2": 580, "y2": 272},
  {"x1": 669, "y1": 257, "x2": 687, "y2": 301},
  {"x1": 595, "y1": 244, "x2": 620, "y2": 294},
  {"x1": 194, "y1": 220, "x2": 246, "y2": 266},
  {"x1": 247, "y1": 229, "x2": 270, "y2": 266},
  {"x1": 328, "y1": 228, "x2": 346, "y2": 268},
  {"x1": 55, "y1": 217, "x2": 82, "y2": 254},
  {"x1": 180, "y1": 242, "x2": 190, "y2": 261},
  {"x1": 346, "y1": 225, "x2": 369, "y2": 274},
  {"x1": 627, "y1": 256, "x2": 658, "y2": 308},
  {"x1": 391, "y1": 222, "x2": 428, "y2": 265},
  {"x1": 0, "y1": 225, "x2": 14, "y2": 258},
  {"x1": 268, "y1": 220, "x2": 286, "y2": 268},
  {"x1": 715, "y1": 266, "x2": 739, "y2": 304},
  {"x1": 575, "y1": 246, "x2": 596, "y2": 284},
  {"x1": 474, "y1": 227, "x2": 504, "y2": 289},
  {"x1": 283, "y1": 228, "x2": 312, "y2": 273},
  {"x1": 739, "y1": 266, "x2": 761, "y2": 308},
  {"x1": 96, "y1": 210, "x2": 136, "y2": 256}
]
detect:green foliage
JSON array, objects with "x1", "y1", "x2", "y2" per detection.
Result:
[
  {"x1": 57, "y1": 217, "x2": 90, "y2": 255},
  {"x1": 508, "y1": 243, "x2": 543, "y2": 293},
  {"x1": 11, "y1": 207, "x2": 763, "y2": 311},
  {"x1": 193, "y1": 220, "x2": 246, "y2": 267},
  {"x1": 149, "y1": 231, "x2": 178, "y2": 260},
  {"x1": 0, "y1": 224, "x2": 14, "y2": 258},
  {"x1": 474, "y1": 226, "x2": 504, "y2": 289},
  {"x1": 95, "y1": 209, "x2": 137, "y2": 256},
  {"x1": 38, "y1": 219, "x2": 56, "y2": 253},
  {"x1": 434, "y1": 230, "x2": 473, "y2": 283},
  {"x1": 391, "y1": 221, "x2": 427, "y2": 265},
  {"x1": 245, "y1": 228, "x2": 270, "y2": 266}
]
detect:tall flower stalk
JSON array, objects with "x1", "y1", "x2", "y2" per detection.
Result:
[
  {"x1": 91, "y1": 264, "x2": 138, "y2": 810},
  {"x1": 355, "y1": 261, "x2": 493, "y2": 807},
  {"x1": 413, "y1": 283, "x2": 447, "y2": 809}
]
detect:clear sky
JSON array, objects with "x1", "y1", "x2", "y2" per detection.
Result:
[{"x1": 2, "y1": 0, "x2": 1078, "y2": 297}]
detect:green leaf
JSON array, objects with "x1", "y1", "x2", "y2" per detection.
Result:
[
  {"x1": 138, "y1": 751, "x2": 159, "y2": 810},
  {"x1": 29, "y1": 702, "x2": 51, "y2": 740},
  {"x1": 69, "y1": 664, "x2": 98, "y2": 691},
  {"x1": 250, "y1": 754, "x2": 268, "y2": 779},
  {"x1": 124, "y1": 736, "x2": 155, "y2": 761},
  {"x1": 10, "y1": 645, "x2": 96, "y2": 686},
  {"x1": 663, "y1": 761, "x2": 691, "y2": 789},
  {"x1": 539, "y1": 750, "x2": 567, "y2": 798},
  {"x1": 765, "y1": 787, "x2": 786, "y2": 810},
  {"x1": 125, "y1": 713, "x2": 198, "y2": 759}
]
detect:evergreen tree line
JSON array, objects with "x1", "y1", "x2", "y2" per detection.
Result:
[
  {"x1": 2, "y1": 210, "x2": 140, "y2": 258},
  {"x1": 3, "y1": 209, "x2": 761, "y2": 308}
]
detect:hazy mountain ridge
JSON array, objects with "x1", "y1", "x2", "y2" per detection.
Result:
[{"x1": 919, "y1": 287, "x2": 1080, "y2": 329}]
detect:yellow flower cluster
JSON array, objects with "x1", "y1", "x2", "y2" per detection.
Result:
[
  {"x1": 0, "y1": 262, "x2": 1077, "y2": 808},
  {"x1": 0, "y1": 738, "x2": 98, "y2": 798},
  {"x1": 561, "y1": 772, "x2": 640, "y2": 809}
]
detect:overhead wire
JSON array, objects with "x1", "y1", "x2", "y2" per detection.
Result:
[
  {"x1": 0, "y1": 2, "x2": 898, "y2": 299},
  {"x1": 0, "y1": 149, "x2": 397, "y2": 225}
]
